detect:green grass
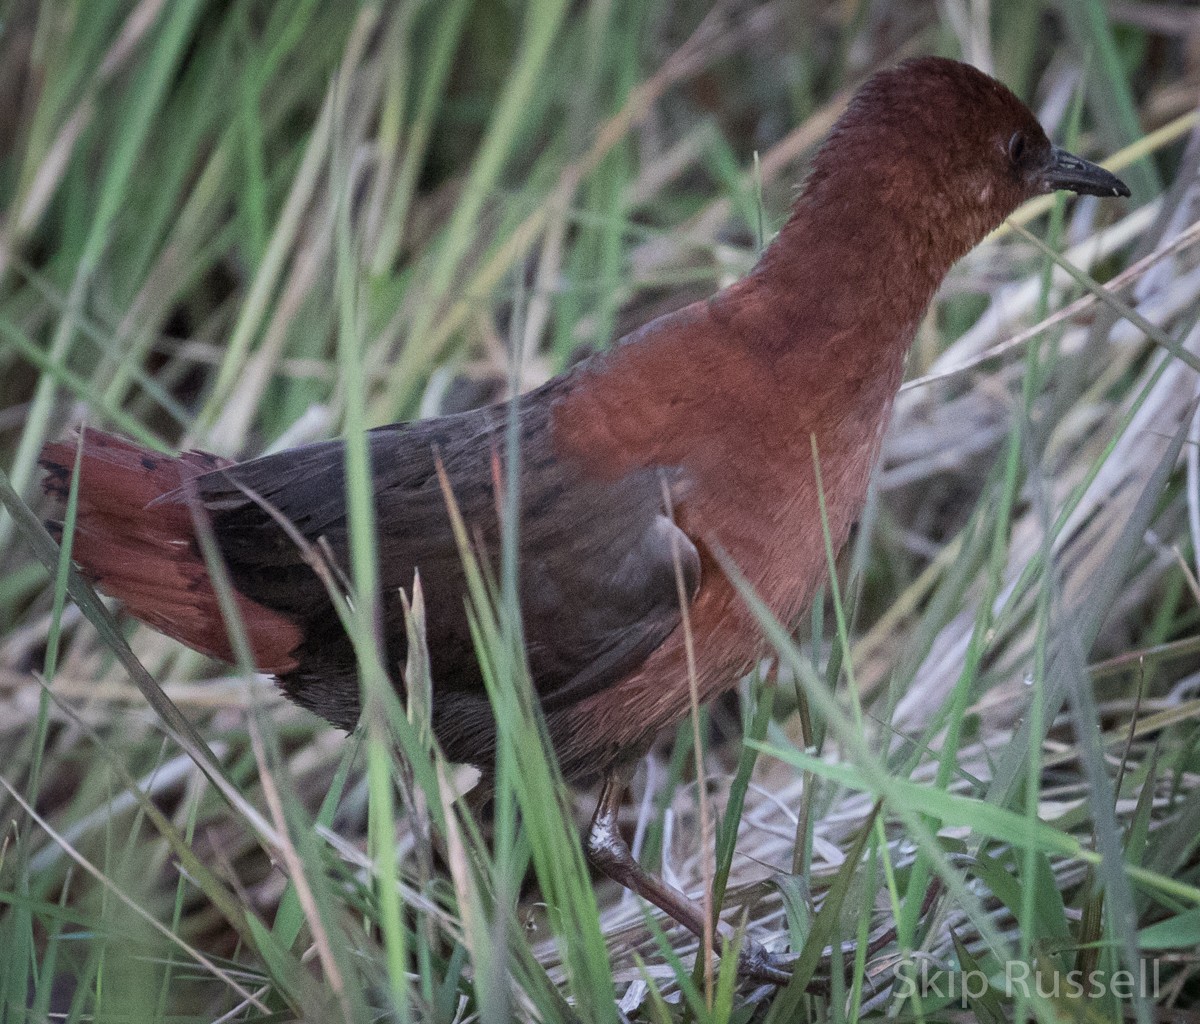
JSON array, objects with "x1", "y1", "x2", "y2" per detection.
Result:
[{"x1": 2, "y1": 1, "x2": 1200, "y2": 1021}]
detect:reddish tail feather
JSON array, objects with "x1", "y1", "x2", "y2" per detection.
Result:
[{"x1": 40, "y1": 430, "x2": 301, "y2": 673}]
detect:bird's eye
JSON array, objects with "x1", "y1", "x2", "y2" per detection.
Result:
[{"x1": 1008, "y1": 131, "x2": 1026, "y2": 164}]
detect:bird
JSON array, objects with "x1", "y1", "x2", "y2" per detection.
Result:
[{"x1": 40, "y1": 56, "x2": 1129, "y2": 983}]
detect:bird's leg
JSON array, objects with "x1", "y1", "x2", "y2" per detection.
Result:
[
  {"x1": 584, "y1": 766, "x2": 791, "y2": 984},
  {"x1": 584, "y1": 768, "x2": 946, "y2": 988}
]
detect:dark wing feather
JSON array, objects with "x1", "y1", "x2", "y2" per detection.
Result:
[{"x1": 193, "y1": 382, "x2": 699, "y2": 748}]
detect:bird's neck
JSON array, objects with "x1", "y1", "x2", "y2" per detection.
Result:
[{"x1": 740, "y1": 187, "x2": 979, "y2": 366}]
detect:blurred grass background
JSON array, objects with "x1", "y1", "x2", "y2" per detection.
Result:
[{"x1": 2, "y1": 0, "x2": 1200, "y2": 1020}]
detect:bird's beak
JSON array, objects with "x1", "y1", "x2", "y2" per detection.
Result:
[{"x1": 1042, "y1": 146, "x2": 1131, "y2": 198}]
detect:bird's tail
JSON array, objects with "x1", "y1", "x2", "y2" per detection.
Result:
[{"x1": 39, "y1": 430, "x2": 300, "y2": 672}]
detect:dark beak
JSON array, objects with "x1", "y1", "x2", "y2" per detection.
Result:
[{"x1": 1042, "y1": 146, "x2": 1131, "y2": 198}]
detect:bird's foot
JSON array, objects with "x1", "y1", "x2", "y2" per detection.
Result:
[
  {"x1": 736, "y1": 879, "x2": 946, "y2": 988},
  {"x1": 737, "y1": 941, "x2": 797, "y2": 985}
]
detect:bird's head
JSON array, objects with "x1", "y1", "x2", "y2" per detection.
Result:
[{"x1": 802, "y1": 57, "x2": 1130, "y2": 259}]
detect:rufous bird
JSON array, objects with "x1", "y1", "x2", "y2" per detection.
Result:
[{"x1": 41, "y1": 57, "x2": 1129, "y2": 982}]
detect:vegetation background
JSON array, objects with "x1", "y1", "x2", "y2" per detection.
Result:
[{"x1": 1, "y1": 0, "x2": 1199, "y2": 1020}]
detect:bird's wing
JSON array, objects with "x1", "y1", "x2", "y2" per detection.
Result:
[{"x1": 193, "y1": 390, "x2": 698, "y2": 724}]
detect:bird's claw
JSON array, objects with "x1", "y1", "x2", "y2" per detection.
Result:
[{"x1": 737, "y1": 940, "x2": 797, "y2": 986}]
